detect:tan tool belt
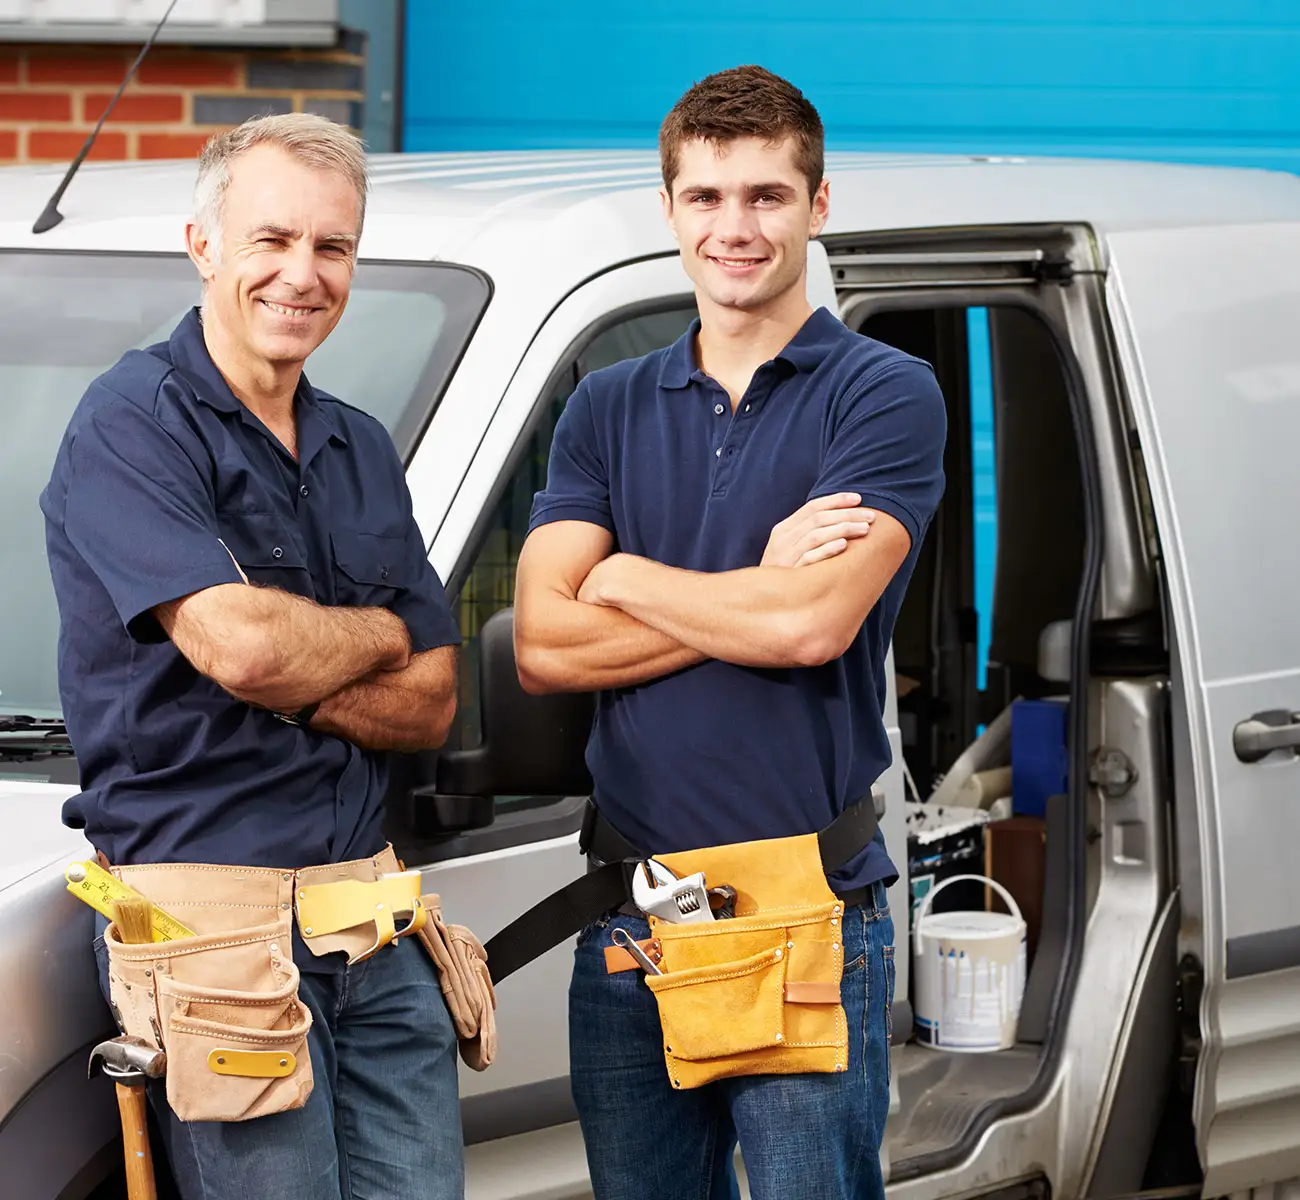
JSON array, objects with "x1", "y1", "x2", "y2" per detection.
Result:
[
  {"x1": 102, "y1": 845, "x2": 495, "y2": 1123},
  {"x1": 606, "y1": 831, "x2": 848, "y2": 1091}
]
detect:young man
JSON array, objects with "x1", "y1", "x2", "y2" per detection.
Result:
[
  {"x1": 513, "y1": 67, "x2": 947, "y2": 1199},
  {"x1": 40, "y1": 115, "x2": 468, "y2": 1199}
]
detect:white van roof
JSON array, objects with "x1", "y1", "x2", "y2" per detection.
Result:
[{"x1": 2, "y1": 149, "x2": 1299, "y2": 286}]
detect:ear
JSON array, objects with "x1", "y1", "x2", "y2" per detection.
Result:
[
  {"x1": 808, "y1": 178, "x2": 830, "y2": 239},
  {"x1": 185, "y1": 221, "x2": 217, "y2": 283},
  {"x1": 659, "y1": 186, "x2": 678, "y2": 240}
]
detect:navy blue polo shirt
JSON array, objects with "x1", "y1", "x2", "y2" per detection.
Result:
[
  {"x1": 528, "y1": 306, "x2": 946, "y2": 892},
  {"x1": 40, "y1": 307, "x2": 460, "y2": 875}
]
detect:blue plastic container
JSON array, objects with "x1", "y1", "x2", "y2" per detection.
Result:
[{"x1": 1011, "y1": 699, "x2": 1069, "y2": 818}]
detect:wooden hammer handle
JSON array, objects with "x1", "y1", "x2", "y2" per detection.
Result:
[{"x1": 115, "y1": 1081, "x2": 157, "y2": 1200}]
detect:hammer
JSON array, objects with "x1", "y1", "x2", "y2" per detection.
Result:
[{"x1": 88, "y1": 1034, "x2": 166, "y2": 1200}]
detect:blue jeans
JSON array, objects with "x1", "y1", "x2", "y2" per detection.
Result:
[
  {"x1": 94, "y1": 927, "x2": 464, "y2": 1200},
  {"x1": 569, "y1": 880, "x2": 895, "y2": 1200}
]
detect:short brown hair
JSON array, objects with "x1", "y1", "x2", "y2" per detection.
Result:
[{"x1": 659, "y1": 65, "x2": 825, "y2": 200}]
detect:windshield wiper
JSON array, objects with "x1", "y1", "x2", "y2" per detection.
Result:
[
  {"x1": 0, "y1": 715, "x2": 74, "y2": 762},
  {"x1": 0, "y1": 714, "x2": 67, "y2": 736}
]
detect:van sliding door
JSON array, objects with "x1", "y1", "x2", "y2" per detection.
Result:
[{"x1": 1107, "y1": 223, "x2": 1300, "y2": 1196}]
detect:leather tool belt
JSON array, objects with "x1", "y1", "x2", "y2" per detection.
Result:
[
  {"x1": 101, "y1": 844, "x2": 496, "y2": 1124},
  {"x1": 482, "y1": 792, "x2": 880, "y2": 992},
  {"x1": 638, "y1": 832, "x2": 850, "y2": 1090}
]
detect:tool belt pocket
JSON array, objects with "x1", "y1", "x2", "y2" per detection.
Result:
[
  {"x1": 105, "y1": 919, "x2": 314, "y2": 1123},
  {"x1": 643, "y1": 902, "x2": 847, "y2": 1090}
]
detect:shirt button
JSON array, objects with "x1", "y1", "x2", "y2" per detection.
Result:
[
  {"x1": 380, "y1": 567, "x2": 389, "y2": 580},
  {"x1": 714, "y1": 403, "x2": 724, "y2": 415},
  {"x1": 272, "y1": 547, "x2": 283, "y2": 559},
  {"x1": 299, "y1": 485, "x2": 309, "y2": 498},
  {"x1": 745, "y1": 404, "x2": 751, "y2": 412},
  {"x1": 715, "y1": 448, "x2": 722, "y2": 457}
]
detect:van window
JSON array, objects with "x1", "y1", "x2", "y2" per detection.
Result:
[
  {"x1": 450, "y1": 303, "x2": 698, "y2": 777},
  {"x1": 0, "y1": 252, "x2": 487, "y2": 723}
]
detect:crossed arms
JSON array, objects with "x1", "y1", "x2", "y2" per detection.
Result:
[
  {"x1": 515, "y1": 493, "x2": 912, "y2": 694},
  {"x1": 155, "y1": 584, "x2": 456, "y2": 752}
]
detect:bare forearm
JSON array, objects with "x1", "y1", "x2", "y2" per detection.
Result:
[
  {"x1": 312, "y1": 675, "x2": 451, "y2": 751},
  {"x1": 515, "y1": 592, "x2": 705, "y2": 694},
  {"x1": 161, "y1": 583, "x2": 411, "y2": 712},
  {"x1": 593, "y1": 558, "x2": 840, "y2": 669}
]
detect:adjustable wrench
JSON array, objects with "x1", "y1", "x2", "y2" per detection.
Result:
[{"x1": 631, "y1": 858, "x2": 714, "y2": 924}]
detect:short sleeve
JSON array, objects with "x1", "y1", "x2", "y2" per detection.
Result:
[
  {"x1": 812, "y1": 359, "x2": 948, "y2": 550},
  {"x1": 527, "y1": 377, "x2": 615, "y2": 535},
  {"x1": 62, "y1": 395, "x2": 244, "y2": 641}
]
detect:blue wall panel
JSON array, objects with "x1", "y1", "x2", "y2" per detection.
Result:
[{"x1": 403, "y1": 1, "x2": 1300, "y2": 171}]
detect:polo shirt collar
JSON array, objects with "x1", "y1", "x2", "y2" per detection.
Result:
[
  {"x1": 167, "y1": 306, "x2": 348, "y2": 447},
  {"x1": 657, "y1": 306, "x2": 840, "y2": 390}
]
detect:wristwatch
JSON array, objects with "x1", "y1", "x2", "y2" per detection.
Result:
[{"x1": 275, "y1": 701, "x2": 320, "y2": 727}]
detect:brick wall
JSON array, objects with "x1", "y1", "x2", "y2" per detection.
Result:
[{"x1": 0, "y1": 36, "x2": 365, "y2": 165}]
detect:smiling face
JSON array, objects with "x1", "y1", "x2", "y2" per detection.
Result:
[
  {"x1": 661, "y1": 135, "x2": 829, "y2": 320},
  {"x1": 186, "y1": 142, "x2": 360, "y2": 372}
]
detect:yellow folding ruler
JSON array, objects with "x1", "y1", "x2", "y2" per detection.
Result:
[{"x1": 65, "y1": 859, "x2": 195, "y2": 942}]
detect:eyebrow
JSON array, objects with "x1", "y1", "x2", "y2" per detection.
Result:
[
  {"x1": 247, "y1": 224, "x2": 358, "y2": 246},
  {"x1": 676, "y1": 182, "x2": 798, "y2": 198}
]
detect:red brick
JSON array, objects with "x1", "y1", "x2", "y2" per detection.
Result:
[
  {"x1": 138, "y1": 54, "x2": 240, "y2": 89},
  {"x1": 0, "y1": 91, "x2": 72, "y2": 121},
  {"x1": 0, "y1": 129, "x2": 18, "y2": 161},
  {"x1": 28, "y1": 129, "x2": 128, "y2": 162},
  {"x1": 83, "y1": 92, "x2": 185, "y2": 124},
  {"x1": 137, "y1": 132, "x2": 214, "y2": 160},
  {"x1": 26, "y1": 53, "x2": 130, "y2": 85},
  {"x1": 0, "y1": 57, "x2": 19, "y2": 86}
]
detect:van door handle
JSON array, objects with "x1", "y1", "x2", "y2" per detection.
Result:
[{"x1": 1233, "y1": 710, "x2": 1300, "y2": 763}]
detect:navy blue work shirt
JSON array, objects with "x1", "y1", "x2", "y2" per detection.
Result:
[
  {"x1": 40, "y1": 307, "x2": 460, "y2": 874},
  {"x1": 528, "y1": 306, "x2": 946, "y2": 892}
]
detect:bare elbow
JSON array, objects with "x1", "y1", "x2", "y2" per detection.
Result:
[
  {"x1": 784, "y1": 614, "x2": 855, "y2": 669},
  {"x1": 211, "y1": 626, "x2": 282, "y2": 700},
  {"x1": 514, "y1": 628, "x2": 562, "y2": 695}
]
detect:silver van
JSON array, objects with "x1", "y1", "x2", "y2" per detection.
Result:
[{"x1": 1, "y1": 150, "x2": 1298, "y2": 1200}]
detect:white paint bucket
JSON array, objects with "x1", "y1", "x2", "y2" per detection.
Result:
[{"x1": 912, "y1": 874, "x2": 1026, "y2": 1053}]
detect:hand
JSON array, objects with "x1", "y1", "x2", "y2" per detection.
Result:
[
  {"x1": 577, "y1": 554, "x2": 629, "y2": 607},
  {"x1": 761, "y1": 493, "x2": 876, "y2": 568}
]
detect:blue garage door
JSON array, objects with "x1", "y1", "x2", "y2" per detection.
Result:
[{"x1": 403, "y1": 1, "x2": 1300, "y2": 172}]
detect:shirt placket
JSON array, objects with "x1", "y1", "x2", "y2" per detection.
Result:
[{"x1": 708, "y1": 374, "x2": 768, "y2": 497}]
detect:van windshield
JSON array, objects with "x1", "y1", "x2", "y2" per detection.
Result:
[{"x1": 0, "y1": 252, "x2": 488, "y2": 720}]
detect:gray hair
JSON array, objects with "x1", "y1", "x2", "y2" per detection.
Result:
[{"x1": 193, "y1": 112, "x2": 369, "y2": 262}]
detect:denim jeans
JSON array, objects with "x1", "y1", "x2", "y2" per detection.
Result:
[
  {"x1": 94, "y1": 927, "x2": 464, "y2": 1200},
  {"x1": 569, "y1": 880, "x2": 895, "y2": 1200}
]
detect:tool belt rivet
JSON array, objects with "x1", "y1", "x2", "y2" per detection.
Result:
[
  {"x1": 143, "y1": 969, "x2": 151, "y2": 977},
  {"x1": 304, "y1": 926, "x2": 313, "y2": 935},
  {"x1": 282, "y1": 874, "x2": 291, "y2": 882}
]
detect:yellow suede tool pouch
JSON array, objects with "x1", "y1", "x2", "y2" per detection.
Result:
[
  {"x1": 639, "y1": 831, "x2": 848, "y2": 1090},
  {"x1": 103, "y1": 863, "x2": 313, "y2": 1123}
]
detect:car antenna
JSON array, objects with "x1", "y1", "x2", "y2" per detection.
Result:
[{"x1": 32, "y1": 0, "x2": 181, "y2": 235}]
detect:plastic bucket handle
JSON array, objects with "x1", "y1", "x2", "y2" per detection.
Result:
[{"x1": 912, "y1": 874, "x2": 1024, "y2": 951}]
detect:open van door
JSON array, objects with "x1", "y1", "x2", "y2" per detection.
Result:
[{"x1": 1107, "y1": 222, "x2": 1300, "y2": 1196}]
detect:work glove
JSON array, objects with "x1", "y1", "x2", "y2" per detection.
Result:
[{"x1": 416, "y1": 895, "x2": 498, "y2": 1071}]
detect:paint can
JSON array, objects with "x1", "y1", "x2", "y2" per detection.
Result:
[{"x1": 912, "y1": 873, "x2": 1026, "y2": 1052}]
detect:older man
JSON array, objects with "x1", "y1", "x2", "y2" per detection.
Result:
[{"x1": 40, "y1": 114, "x2": 466, "y2": 1199}]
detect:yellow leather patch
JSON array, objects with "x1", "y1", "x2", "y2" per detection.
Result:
[
  {"x1": 207, "y1": 1048, "x2": 297, "y2": 1078},
  {"x1": 296, "y1": 872, "x2": 426, "y2": 956}
]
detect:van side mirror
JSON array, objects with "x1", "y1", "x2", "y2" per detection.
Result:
[{"x1": 409, "y1": 607, "x2": 595, "y2": 838}]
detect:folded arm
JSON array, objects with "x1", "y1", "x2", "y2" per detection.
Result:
[
  {"x1": 579, "y1": 511, "x2": 913, "y2": 669},
  {"x1": 514, "y1": 521, "x2": 707, "y2": 694},
  {"x1": 155, "y1": 583, "x2": 411, "y2": 714},
  {"x1": 311, "y1": 645, "x2": 457, "y2": 751}
]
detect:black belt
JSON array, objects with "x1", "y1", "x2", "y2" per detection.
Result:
[{"x1": 482, "y1": 796, "x2": 879, "y2": 985}]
